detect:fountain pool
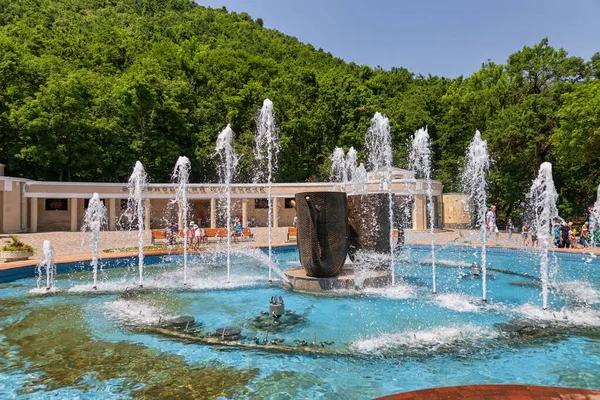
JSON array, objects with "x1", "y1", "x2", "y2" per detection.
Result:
[{"x1": 1, "y1": 245, "x2": 599, "y2": 398}]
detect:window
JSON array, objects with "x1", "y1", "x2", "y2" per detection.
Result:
[
  {"x1": 45, "y1": 199, "x2": 68, "y2": 211},
  {"x1": 254, "y1": 198, "x2": 269, "y2": 209}
]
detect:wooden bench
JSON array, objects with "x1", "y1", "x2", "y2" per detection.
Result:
[
  {"x1": 151, "y1": 229, "x2": 187, "y2": 244},
  {"x1": 242, "y1": 227, "x2": 254, "y2": 240},
  {"x1": 204, "y1": 228, "x2": 230, "y2": 242},
  {"x1": 287, "y1": 227, "x2": 297, "y2": 241},
  {"x1": 151, "y1": 229, "x2": 168, "y2": 244}
]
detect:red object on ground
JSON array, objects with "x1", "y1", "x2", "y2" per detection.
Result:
[{"x1": 375, "y1": 385, "x2": 600, "y2": 400}]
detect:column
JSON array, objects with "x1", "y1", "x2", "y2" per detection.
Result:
[
  {"x1": 29, "y1": 197, "x2": 38, "y2": 233},
  {"x1": 108, "y1": 198, "x2": 116, "y2": 231},
  {"x1": 273, "y1": 196, "x2": 279, "y2": 228},
  {"x1": 412, "y1": 194, "x2": 427, "y2": 230},
  {"x1": 70, "y1": 198, "x2": 78, "y2": 231},
  {"x1": 210, "y1": 198, "x2": 216, "y2": 228},
  {"x1": 242, "y1": 198, "x2": 248, "y2": 227},
  {"x1": 144, "y1": 199, "x2": 151, "y2": 230}
]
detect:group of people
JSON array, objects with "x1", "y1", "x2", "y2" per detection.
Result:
[
  {"x1": 186, "y1": 221, "x2": 207, "y2": 249},
  {"x1": 165, "y1": 221, "x2": 206, "y2": 248},
  {"x1": 486, "y1": 204, "x2": 596, "y2": 249},
  {"x1": 552, "y1": 221, "x2": 593, "y2": 249}
]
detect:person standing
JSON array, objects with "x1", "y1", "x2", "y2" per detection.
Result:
[
  {"x1": 559, "y1": 222, "x2": 570, "y2": 248},
  {"x1": 506, "y1": 218, "x2": 514, "y2": 240},
  {"x1": 486, "y1": 205, "x2": 499, "y2": 243},
  {"x1": 579, "y1": 221, "x2": 590, "y2": 248}
]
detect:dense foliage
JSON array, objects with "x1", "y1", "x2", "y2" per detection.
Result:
[{"x1": 0, "y1": 0, "x2": 598, "y2": 220}]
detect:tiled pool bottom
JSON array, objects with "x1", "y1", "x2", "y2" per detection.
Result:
[{"x1": 0, "y1": 246, "x2": 599, "y2": 398}]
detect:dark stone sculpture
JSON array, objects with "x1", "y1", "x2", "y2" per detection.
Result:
[
  {"x1": 347, "y1": 194, "x2": 392, "y2": 265},
  {"x1": 295, "y1": 192, "x2": 348, "y2": 277}
]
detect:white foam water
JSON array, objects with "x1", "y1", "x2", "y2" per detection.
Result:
[
  {"x1": 433, "y1": 293, "x2": 482, "y2": 313},
  {"x1": 67, "y1": 272, "x2": 267, "y2": 294},
  {"x1": 350, "y1": 324, "x2": 498, "y2": 354},
  {"x1": 361, "y1": 283, "x2": 415, "y2": 299},
  {"x1": 514, "y1": 303, "x2": 600, "y2": 327},
  {"x1": 104, "y1": 299, "x2": 173, "y2": 326},
  {"x1": 553, "y1": 281, "x2": 600, "y2": 305}
]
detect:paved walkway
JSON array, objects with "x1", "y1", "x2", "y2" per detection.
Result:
[
  {"x1": 1, "y1": 228, "x2": 598, "y2": 269},
  {"x1": 376, "y1": 384, "x2": 600, "y2": 399}
]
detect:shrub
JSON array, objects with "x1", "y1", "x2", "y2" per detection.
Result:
[{"x1": 1, "y1": 235, "x2": 34, "y2": 252}]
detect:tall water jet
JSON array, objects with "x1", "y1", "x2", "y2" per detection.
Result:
[
  {"x1": 254, "y1": 99, "x2": 280, "y2": 282},
  {"x1": 365, "y1": 112, "x2": 395, "y2": 285},
  {"x1": 37, "y1": 240, "x2": 55, "y2": 290},
  {"x1": 330, "y1": 147, "x2": 347, "y2": 191},
  {"x1": 216, "y1": 125, "x2": 239, "y2": 283},
  {"x1": 81, "y1": 193, "x2": 107, "y2": 289},
  {"x1": 528, "y1": 162, "x2": 559, "y2": 310},
  {"x1": 127, "y1": 161, "x2": 148, "y2": 287},
  {"x1": 172, "y1": 157, "x2": 191, "y2": 285},
  {"x1": 346, "y1": 147, "x2": 359, "y2": 190},
  {"x1": 462, "y1": 131, "x2": 491, "y2": 302},
  {"x1": 351, "y1": 163, "x2": 369, "y2": 195},
  {"x1": 408, "y1": 128, "x2": 436, "y2": 293}
]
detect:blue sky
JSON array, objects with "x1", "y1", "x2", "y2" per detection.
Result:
[{"x1": 195, "y1": 0, "x2": 600, "y2": 78}]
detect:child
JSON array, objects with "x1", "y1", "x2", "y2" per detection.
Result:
[
  {"x1": 194, "y1": 224, "x2": 202, "y2": 249},
  {"x1": 521, "y1": 223, "x2": 530, "y2": 247},
  {"x1": 531, "y1": 229, "x2": 538, "y2": 248}
]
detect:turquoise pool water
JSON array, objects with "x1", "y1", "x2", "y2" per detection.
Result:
[{"x1": 0, "y1": 245, "x2": 599, "y2": 398}]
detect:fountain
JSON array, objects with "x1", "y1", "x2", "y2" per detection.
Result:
[
  {"x1": 172, "y1": 156, "x2": 191, "y2": 285},
  {"x1": 462, "y1": 131, "x2": 491, "y2": 302},
  {"x1": 126, "y1": 161, "x2": 148, "y2": 287},
  {"x1": 254, "y1": 99, "x2": 280, "y2": 282},
  {"x1": 5, "y1": 147, "x2": 600, "y2": 398},
  {"x1": 81, "y1": 193, "x2": 107, "y2": 289},
  {"x1": 364, "y1": 112, "x2": 396, "y2": 285},
  {"x1": 346, "y1": 147, "x2": 358, "y2": 182},
  {"x1": 329, "y1": 147, "x2": 347, "y2": 191},
  {"x1": 351, "y1": 163, "x2": 368, "y2": 195},
  {"x1": 408, "y1": 128, "x2": 436, "y2": 293},
  {"x1": 37, "y1": 240, "x2": 55, "y2": 291},
  {"x1": 285, "y1": 191, "x2": 391, "y2": 290},
  {"x1": 216, "y1": 124, "x2": 239, "y2": 283},
  {"x1": 528, "y1": 162, "x2": 559, "y2": 310}
]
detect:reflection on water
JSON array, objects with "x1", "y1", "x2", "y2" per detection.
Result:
[{"x1": 0, "y1": 303, "x2": 261, "y2": 397}]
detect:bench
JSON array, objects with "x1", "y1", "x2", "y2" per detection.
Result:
[
  {"x1": 151, "y1": 229, "x2": 168, "y2": 245},
  {"x1": 205, "y1": 228, "x2": 229, "y2": 241},
  {"x1": 287, "y1": 227, "x2": 297, "y2": 241},
  {"x1": 242, "y1": 227, "x2": 254, "y2": 240}
]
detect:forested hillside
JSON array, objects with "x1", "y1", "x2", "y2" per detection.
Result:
[{"x1": 0, "y1": 0, "x2": 598, "y2": 218}]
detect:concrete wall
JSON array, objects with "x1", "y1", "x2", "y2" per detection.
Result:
[
  {"x1": 1, "y1": 181, "x2": 27, "y2": 233},
  {"x1": 442, "y1": 193, "x2": 470, "y2": 228}
]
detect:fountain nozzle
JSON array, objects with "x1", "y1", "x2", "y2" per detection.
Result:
[{"x1": 269, "y1": 296, "x2": 285, "y2": 318}]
